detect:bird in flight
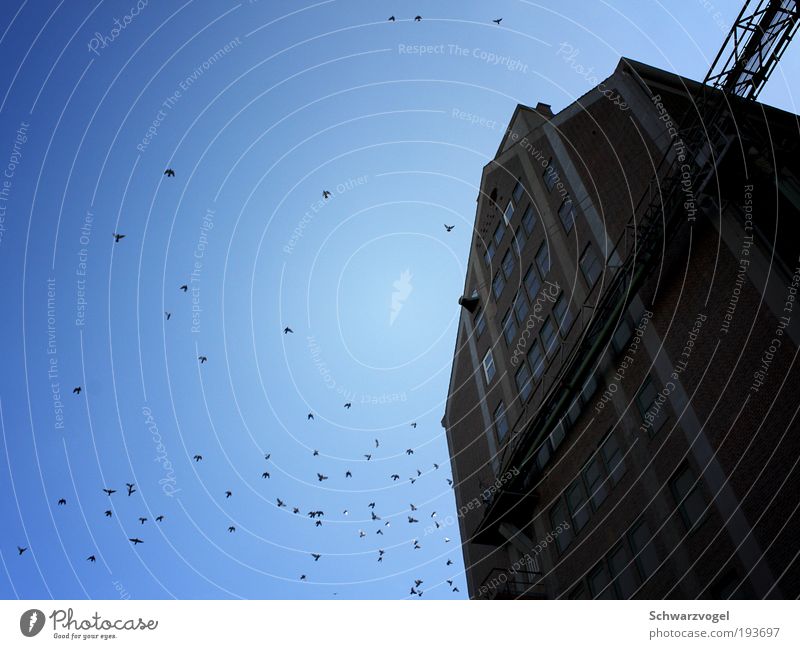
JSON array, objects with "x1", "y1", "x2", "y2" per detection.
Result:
[
  {"x1": 103, "y1": 488, "x2": 116, "y2": 496},
  {"x1": 300, "y1": 574, "x2": 307, "y2": 581},
  {"x1": 164, "y1": 169, "x2": 175, "y2": 177},
  {"x1": 390, "y1": 474, "x2": 400, "y2": 481},
  {"x1": 433, "y1": 463, "x2": 439, "y2": 470},
  {"x1": 73, "y1": 386, "x2": 81, "y2": 394},
  {"x1": 364, "y1": 454, "x2": 372, "y2": 461},
  {"x1": 277, "y1": 498, "x2": 286, "y2": 508},
  {"x1": 493, "y1": 18, "x2": 502, "y2": 25},
  {"x1": 414, "y1": 579, "x2": 423, "y2": 587},
  {"x1": 345, "y1": 470, "x2": 352, "y2": 478},
  {"x1": 264, "y1": 453, "x2": 271, "y2": 460},
  {"x1": 359, "y1": 530, "x2": 366, "y2": 538},
  {"x1": 371, "y1": 512, "x2": 380, "y2": 521},
  {"x1": 315, "y1": 520, "x2": 322, "y2": 527},
  {"x1": 129, "y1": 538, "x2": 144, "y2": 545},
  {"x1": 307, "y1": 413, "x2": 314, "y2": 420},
  {"x1": 283, "y1": 327, "x2": 293, "y2": 334},
  {"x1": 416, "y1": 469, "x2": 422, "y2": 477},
  {"x1": 104, "y1": 510, "x2": 112, "y2": 517},
  {"x1": 408, "y1": 516, "x2": 418, "y2": 523},
  {"x1": 413, "y1": 540, "x2": 421, "y2": 550},
  {"x1": 198, "y1": 355, "x2": 208, "y2": 363},
  {"x1": 406, "y1": 448, "x2": 414, "y2": 455},
  {"x1": 430, "y1": 511, "x2": 437, "y2": 518},
  {"x1": 388, "y1": 16, "x2": 395, "y2": 21},
  {"x1": 17, "y1": 546, "x2": 27, "y2": 556},
  {"x1": 293, "y1": 507, "x2": 300, "y2": 514},
  {"x1": 262, "y1": 471, "x2": 270, "y2": 479},
  {"x1": 225, "y1": 491, "x2": 232, "y2": 498},
  {"x1": 374, "y1": 439, "x2": 379, "y2": 448},
  {"x1": 179, "y1": 284, "x2": 188, "y2": 292},
  {"x1": 444, "y1": 224, "x2": 455, "y2": 232},
  {"x1": 409, "y1": 477, "x2": 417, "y2": 485},
  {"x1": 368, "y1": 502, "x2": 375, "y2": 509},
  {"x1": 113, "y1": 233, "x2": 125, "y2": 242},
  {"x1": 193, "y1": 454, "x2": 203, "y2": 462},
  {"x1": 126, "y1": 483, "x2": 136, "y2": 496},
  {"x1": 446, "y1": 559, "x2": 453, "y2": 565},
  {"x1": 411, "y1": 422, "x2": 417, "y2": 428},
  {"x1": 165, "y1": 312, "x2": 171, "y2": 320},
  {"x1": 410, "y1": 503, "x2": 417, "y2": 511},
  {"x1": 447, "y1": 579, "x2": 453, "y2": 586},
  {"x1": 322, "y1": 190, "x2": 332, "y2": 199},
  {"x1": 376, "y1": 529, "x2": 384, "y2": 535},
  {"x1": 156, "y1": 515, "x2": 165, "y2": 522},
  {"x1": 138, "y1": 517, "x2": 147, "y2": 525},
  {"x1": 452, "y1": 587, "x2": 460, "y2": 592},
  {"x1": 57, "y1": 498, "x2": 66, "y2": 506},
  {"x1": 311, "y1": 553, "x2": 321, "y2": 561},
  {"x1": 444, "y1": 537, "x2": 451, "y2": 543},
  {"x1": 228, "y1": 526, "x2": 236, "y2": 533},
  {"x1": 87, "y1": 555, "x2": 96, "y2": 563},
  {"x1": 447, "y1": 478, "x2": 453, "y2": 486},
  {"x1": 414, "y1": 15, "x2": 422, "y2": 21},
  {"x1": 343, "y1": 402, "x2": 351, "y2": 409},
  {"x1": 313, "y1": 450, "x2": 319, "y2": 457},
  {"x1": 317, "y1": 473, "x2": 328, "y2": 482}
]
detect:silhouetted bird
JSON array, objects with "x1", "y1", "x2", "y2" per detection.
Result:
[
  {"x1": 164, "y1": 169, "x2": 175, "y2": 177},
  {"x1": 364, "y1": 454, "x2": 372, "y2": 461},
  {"x1": 444, "y1": 224, "x2": 455, "y2": 232},
  {"x1": 388, "y1": 16, "x2": 395, "y2": 21},
  {"x1": 138, "y1": 517, "x2": 147, "y2": 525},
  {"x1": 156, "y1": 515, "x2": 164, "y2": 522},
  {"x1": 228, "y1": 526, "x2": 236, "y2": 533},
  {"x1": 307, "y1": 413, "x2": 314, "y2": 420},
  {"x1": 283, "y1": 327, "x2": 293, "y2": 334},
  {"x1": 225, "y1": 491, "x2": 232, "y2": 498},
  {"x1": 433, "y1": 463, "x2": 439, "y2": 470},
  {"x1": 453, "y1": 587, "x2": 460, "y2": 592},
  {"x1": 264, "y1": 453, "x2": 271, "y2": 460},
  {"x1": 446, "y1": 559, "x2": 453, "y2": 565},
  {"x1": 313, "y1": 450, "x2": 319, "y2": 456},
  {"x1": 447, "y1": 579, "x2": 453, "y2": 586},
  {"x1": 300, "y1": 574, "x2": 307, "y2": 580},
  {"x1": 408, "y1": 516, "x2": 418, "y2": 523},
  {"x1": 376, "y1": 529, "x2": 384, "y2": 535},
  {"x1": 113, "y1": 233, "x2": 125, "y2": 242},
  {"x1": 409, "y1": 478, "x2": 417, "y2": 485},
  {"x1": 277, "y1": 498, "x2": 286, "y2": 508},
  {"x1": 322, "y1": 190, "x2": 331, "y2": 199},
  {"x1": 493, "y1": 18, "x2": 502, "y2": 25},
  {"x1": 129, "y1": 538, "x2": 144, "y2": 545},
  {"x1": 180, "y1": 284, "x2": 188, "y2": 292},
  {"x1": 57, "y1": 498, "x2": 66, "y2": 506},
  {"x1": 193, "y1": 454, "x2": 203, "y2": 462},
  {"x1": 293, "y1": 507, "x2": 300, "y2": 514},
  {"x1": 103, "y1": 489, "x2": 116, "y2": 496},
  {"x1": 165, "y1": 312, "x2": 171, "y2": 320},
  {"x1": 344, "y1": 402, "x2": 351, "y2": 409},
  {"x1": 317, "y1": 473, "x2": 328, "y2": 482},
  {"x1": 417, "y1": 469, "x2": 422, "y2": 477},
  {"x1": 375, "y1": 439, "x2": 379, "y2": 448},
  {"x1": 413, "y1": 540, "x2": 421, "y2": 550},
  {"x1": 262, "y1": 472, "x2": 270, "y2": 479},
  {"x1": 87, "y1": 555, "x2": 96, "y2": 562},
  {"x1": 406, "y1": 448, "x2": 414, "y2": 455},
  {"x1": 410, "y1": 503, "x2": 417, "y2": 511},
  {"x1": 431, "y1": 511, "x2": 437, "y2": 518},
  {"x1": 368, "y1": 502, "x2": 375, "y2": 509},
  {"x1": 17, "y1": 546, "x2": 26, "y2": 555},
  {"x1": 390, "y1": 474, "x2": 400, "y2": 481},
  {"x1": 315, "y1": 520, "x2": 322, "y2": 527},
  {"x1": 311, "y1": 553, "x2": 321, "y2": 561},
  {"x1": 447, "y1": 479, "x2": 453, "y2": 486},
  {"x1": 73, "y1": 387, "x2": 81, "y2": 394},
  {"x1": 359, "y1": 530, "x2": 366, "y2": 538},
  {"x1": 198, "y1": 355, "x2": 207, "y2": 363},
  {"x1": 414, "y1": 579, "x2": 423, "y2": 587},
  {"x1": 345, "y1": 470, "x2": 352, "y2": 478},
  {"x1": 411, "y1": 422, "x2": 417, "y2": 428},
  {"x1": 414, "y1": 15, "x2": 422, "y2": 21},
  {"x1": 445, "y1": 537, "x2": 451, "y2": 543},
  {"x1": 126, "y1": 483, "x2": 136, "y2": 496},
  {"x1": 104, "y1": 510, "x2": 112, "y2": 517}
]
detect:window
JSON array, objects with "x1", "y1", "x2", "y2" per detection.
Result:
[
  {"x1": 608, "y1": 544, "x2": 640, "y2": 599},
  {"x1": 503, "y1": 201, "x2": 514, "y2": 225},
  {"x1": 493, "y1": 220, "x2": 506, "y2": 245},
  {"x1": 549, "y1": 420, "x2": 566, "y2": 452},
  {"x1": 629, "y1": 520, "x2": 659, "y2": 579},
  {"x1": 474, "y1": 307, "x2": 486, "y2": 338},
  {"x1": 492, "y1": 270, "x2": 505, "y2": 299},
  {"x1": 502, "y1": 309, "x2": 517, "y2": 345},
  {"x1": 611, "y1": 315, "x2": 633, "y2": 353},
  {"x1": 521, "y1": 204, "x2": 536, "y2": 234},
  {"x1": 513, "y1": 292, "x2": 529, "y2": 323},
  {"x1": 553, "y1": 294, "x2": 572, "y2": 336},
  {"x1": 636, "y1": 376, "x2": 665, "y2": 434},
  {"x1": 515, "y1": 363, "x2": 533, "y2": 402},
  {"x1": 535, "y1": 242, "x2": 550, "y2": 277},
  {"x1": 580, "y1": 243, "x2": 602, "y2": 288},
  {"x1": 583, "y1": 457, "x2": 608, "y2": 510},
  {"x1": 588, "y1": 562, "x2": 614, "y2": 599},
  {"x1": 550, "y1": 501, "x2": 573, "y2": 552},
  {"x1": 501, "y1": 249, "x2": 515, "y2": 279},
  {"x1": 512, "y1": 178, "x2": 524, "y2": 203},
  {"x1": 566, "y1": 481, "x2": 590, "y2": 531},
  {"x1": 543, "y1": 160, "x2": 558, "y2": 192},
  {"x1": 527, "y1": 342, "x2": 545, "y2": 380},
  {"x1": 670, "y1": 464, "x2": 707, "y2": 530},
  {"x1": 601, "y1": 433, "x2": 626, "y2": 485},
  {"x1": 524, "y1": 265, "x2": 541, "y2": 301},
  {"x1": 493, "y1": 401, "x2": 509, "y2": 442},
  {"x1": 541, "y1": 318, "x2": 558, "y2": 357},
  {"x1": 558, "y1": 198, "x2": 575, "y2": 233},
  {"x1": 482, "y1": 349, "x2": 496, "y2": 383},
  {"x1": 512, "y1": 226, "x2": 526, "y2": 255},
  {"x1": 484, "y1": 239, "x2": 496, "y2": 266}
]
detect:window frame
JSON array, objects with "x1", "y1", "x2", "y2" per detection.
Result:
[
  {"x1": 482, "y1": 348, "x2": 496, "y2": 384},
  {"x1": 558, "y1": 198, "x2": 575, "y2": 233},
  {"x1": 580, "y1": 243, "x2": 602, "y2": 288},
  {"x1": 535, "y1": 241, "x2": 550, "y2": 277}
]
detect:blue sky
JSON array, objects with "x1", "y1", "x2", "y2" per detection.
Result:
[{"x1": 0, "y1": 0, "x2": 798, "y2": 599}]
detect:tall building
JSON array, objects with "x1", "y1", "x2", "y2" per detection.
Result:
[{"x1": 443, "y1": 57, "x2": 800, "y2": 599}]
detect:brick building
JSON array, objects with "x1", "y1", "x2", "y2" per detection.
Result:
[{"x1": 443, "y1": 57, "x2": 800, "y2": 599}]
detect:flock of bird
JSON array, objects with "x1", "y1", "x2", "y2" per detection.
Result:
[{"x1": 15, "y1": 165, "x2": 465, "y2": 597}]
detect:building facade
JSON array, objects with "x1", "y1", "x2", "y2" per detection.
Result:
[{"x1": 443, "y1": 58, "x2": 800, "y2": 599}]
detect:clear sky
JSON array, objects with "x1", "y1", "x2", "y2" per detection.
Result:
[{"x1": 0, "y1": 0, "x2": 798, "y2": 599}]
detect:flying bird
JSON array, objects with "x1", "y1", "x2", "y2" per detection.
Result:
[
  {"x1": 307, "y1": 413, "x2": 314, "y2": 420},
  {"x1": 364, "y1": 454, "x2": 372, "y2": 461},
  {"x1": 311, "y1": 553, "x2": 321, "y2": 561},
  {"x1": 138, "y1": 517, "x2": 147, "y2": 525},
  {"x1": 359, "y1": 530, "x2": 366, "y2": 538},
  {"x1": 179, "y1": 284, "x2": 188, "y2": 292},
  {"x1": 368, "y1": 502, "x2": 375, "y2": 509},
  {"x1": 57, "y1": 498, "x2": 66, "y2": 506},
  {"x1": 317, "y1": 473, "x2": 328, "y2": 482},
  {"x1": 262, "y1": 472, "x2": 270, "y2": 479},
  {"x1": 129, "y1": 538, "x2": 144, "y2": 545},
  {"x1": 283, "y1": 327, "x2": 293, "y2": 334},
  {"x1": 376, "y1": 529, "x2": 384, "y2": 535},
  {"x1": 193, "y1": 454, "x2": 203, "y2": 462},
  {"x1": 343, "y1": 402, "x2": 351, "y2": 409},
  {"x1": 198, "y1": 355, "x2": 207, "y2": 363},
  {"x1": 414, "y1": 15, "x2": 422, "y2": 21},
  {"x1": 102, "y1": 489, "x2": 116, "y2": 496},
  {"x1": 371, "y1": 512, "x2": 380, "y2": 521},
  {"x1": 277, "y1": 498, "x2": 286, "y2": 508},
  {"x1": 447, "y1": 580, "x2": 453, "y2": 586},
  {"x1": 164, "y1": 169, "x2": 175, "y2": 177},
  {"x1": 493, "y1": 18, "x2": 502, "y2": 25},
  {"x1": 388, "y1": 16, "x2": 395, "y2": 21},
  {"x1": 300, "y1": 574, "x2": 307, "y2": 581},
  {"x1": 228, "y1": 526, "x2": 236, "y2": 533},
  {"x1": 417, "y1": 469, "x2": 422, "y2": 477},
  {"x1": 322, "y1": 190, "x2": 332, "y2": 199},
  {"x1": 313, "y1": 450, "x2": 319, "y2": 457},
  {"x1": 87, "y1": 555, "x2": 96, "y2": 563},
  {"x1": 104, "y1": 510, "x2": 112, "y2": 518},
  {"x1": 374, "y1": 439, "x2": 379, "y2": 448},
  {"x1": 411, "y1": 422, "x2": 417, "y2": 428},
  {"x1": 264, "y1": 453, "x2": 271, "y2": 460},
  {"x1": 414, "y1": 579, "x2": 423, "y2": 587},
  {"x1": 156, "y1": 515, "x2": 165, "y2": 522},
  {"x1": 444, "y1": 224, "x2": 455, "y2": 232},
  {"x1": 17, "y1": 546, "x2": 27, "y2": 555},
  {"x1": 165, "y1": 312, "x2": 171, "y2": 320},
  {"x1": 446, "y1": 559, "x2": 453, "y2": 565},
  {"x1": 345, "y1": 470, "x2": 352, "y2": 478},
  {"x1": 406, "y1": 449, "x2": 414, "y2": 455},
  {"x1": 410, "y1": 503, "x2": 417, "y2": 511},
  {"x1": 408, "y1": 516, "x2": 418, "y2": 523},
  {"x1": 433, "y1": 463, "x2": 439, "y2": 470},
  {"x1": 390, "y1": 474, "x2": 400, "y2": 481},
  {"x1": 293, "y1": 507, "x2": 300, "y2": 514},
  {"x1": 315, "y1": 520, "x2": 322, "y2": 527},
  {"x1": 73, "y1": 387, "x2": 81, "y2": 394},
  {"x1": 113, "y1": 233, "x2": 125, "y2": 242},
  {"x1": 126, "y1": 483, "x2": 136, "y2": 496},
  {"x1": 453, "y1": 587, "x2": 460, "y2": 592},
  {"x1": 225, "y1": 491, "x2": 232, "y2": 498},
  {"x1": 447, "y1": 478, "x2": 453, "y2": 486}
]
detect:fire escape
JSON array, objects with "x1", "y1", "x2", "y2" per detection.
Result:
[{"x1": 473, "y1": 0, "x2": 799, "y2": 598}]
